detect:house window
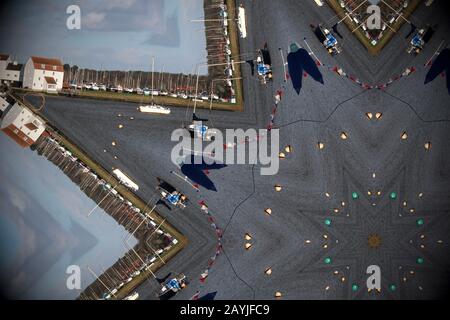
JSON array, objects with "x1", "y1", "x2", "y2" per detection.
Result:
[
  {"x1": 41, "y1": 64, "x2": 45, "y2": 68},
  {"x1": 53, "y1": 66, "x2": 56, "y2": 71}
]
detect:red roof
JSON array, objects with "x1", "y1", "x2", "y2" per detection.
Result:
[
  {"x1": 44, "y1": 76, "x2": 57, "y2": 84},
  {"x1": 31, "y1": 56, "x2": 64, "y2": 72},
  {"x1": 2, "y1": 125, "x2": 32, "y2": 148}
]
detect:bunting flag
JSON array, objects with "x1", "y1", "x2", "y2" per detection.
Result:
[
  {"x1": 329, "y1": 64, "x2": 416, "y2": 90},
  {"x1": 197, "y1": 200, "x2": 223, "y2": 286},
  {"x1": 267, "y1": 88, "x2": 284, "y2": 130},
  {"x1": 190, "y1": 291, "x2": 200, "y2": 300}
]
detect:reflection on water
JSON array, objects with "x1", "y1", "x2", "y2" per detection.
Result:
[{"x1": 0, "y1": 133, "x2": 137, "y2": 300}]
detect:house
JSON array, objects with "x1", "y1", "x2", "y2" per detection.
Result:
[
  {"x1": 23, "y1": 56, "x2": 64, "y2": 93},
  {"x1": 0, "y1": 102, "x2": 46, "y2": 148},
  {"x1": 0, "y1": 54, "x2": 10, "y2": 75},
  {"x1": 0, "y1": 61, "x2": 23, "y2": 85},
  {"x1": 0, "y1": 95, "x2": 9, "y2": 113},
  {"x1": 0, "y1": 96, "x2": 9, "y2": 116}
]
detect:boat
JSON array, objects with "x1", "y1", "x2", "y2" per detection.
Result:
[
  {"x1": 139, "y1": 57, "x2": 168, "y2": 114},
  {"x1": 123, "y1": 292, "x2": 139, "y2": 300},
  {"x1": 139, "y1": 105, "x2": 171, "y2": 114}
]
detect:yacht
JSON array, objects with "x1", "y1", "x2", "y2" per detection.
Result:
[{"x1": 139, "y1": 57, "x2": 169, "y2": 115}]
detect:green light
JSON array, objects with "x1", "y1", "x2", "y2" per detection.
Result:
[
  {"x1": 352, "y1": 284, "x2": 359, "y2": 291},
  {"x1": 390, "y1": 192, "x2": 397, "y2": 199},
  {"x1": 417, "y1": 257, "x2": 424, "y2": 264},
  {"x1": 324, "y1": 257, "x2": 332, "y2": 264},
  {"x1": 389, "y1": 284, "x2": 396, "y2": 291},
  {"x1": 352, "y1": 192, "x2": 359, "y2": 199},
  {"x1": 417, "y1": 218, "x2": 424, "y2": 226},
  {"x1": 325, "y1": 219, "x2": 332, "y2": 226}
]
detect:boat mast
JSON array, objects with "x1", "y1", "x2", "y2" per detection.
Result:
[{"x1": 151, "y1": 56, "x2": 155, "y2": 105}]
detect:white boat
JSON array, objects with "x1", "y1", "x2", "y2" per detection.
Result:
[
  {"x1": 124, "y1": 87, "x2": 134, "y2": 93},
  {"x1": 136, "y1": 87, "x2": 143, "y2": 95},
  {"x1": 139, "y1": 105, "x2": 171, "y2": 114},
  {"x1": 131, "y1": 270, "x2": 141, "y2": 277},
  {"x1": 112, "y1": 168, "x2": 139, "y2": 191},
  {"x1": 117, "y1": 85, "x2": 123, "y2": 92},
  {"x1": 92, "y1": 83, "x2": 99, "y2": 91},
  {"x1": 99, "y1": 84, "x2": 107, "y2": 91},
  {"x1": 139, "y1": 57, "x2": 169, "y2": 115},
  {"x1": 123, "y1": 292, "x2": 139, "y2": 300}
]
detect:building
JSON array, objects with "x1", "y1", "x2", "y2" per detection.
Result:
[
  {"x1": 1, "y1": 102, "x2": 46, "y2": 147},
  {"x1": 23, "y1": 56, "x2": 64, "y2": 93},
  {"x1": 0, "y1": 54, "x2": 10, "y2": 75},
  {"x1": 0, "y1": 95, "x2": 9, "y2": 114},
  {"x1": 0, "y1": 61, "x2": 23, "y2": 85}
]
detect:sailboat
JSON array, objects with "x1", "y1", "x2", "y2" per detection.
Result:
[{"x1": 139, "y1": 57, "x2": 171, "y2": 115}]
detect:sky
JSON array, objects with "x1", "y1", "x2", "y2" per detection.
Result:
[
  {"x1": 0, "y1": 0, "x2": 207, "y2": 74},
  {"x1": 0, "y1": 133, "x2": 137, "y2": 300}
]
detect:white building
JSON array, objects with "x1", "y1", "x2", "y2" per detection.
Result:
[
  {"x1": 1, "y1": 102, "x2": 46, "y2": 148},
  {"x1": 23, "y1": 56, "x2": 64, "y2": 93},
  {"x1": 0, "y1": 61, "x2": 23, "y2": 85},
  {"x1": 0, "y1": 54, "x2": 10, "y2": 75},
  {"x1": 0, "y1": 95, "x2": 9, "y2": 113}
]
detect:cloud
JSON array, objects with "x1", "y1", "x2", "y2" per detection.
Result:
[
  {"x1": 106, "y1": 0, "x2": 137, "y2": 10},
  {"x1": 7, "y1": 186, "x2": 27, "y2": 213},
  {"x1": 142, "y1": 11, "x2": 180, "y2": 47},
  {"x1": 80, "y1": 0, "x2": 165, "y2": 32},
  {"x1": 83, "y1": 12, "x2": 106, "y2": 28}
]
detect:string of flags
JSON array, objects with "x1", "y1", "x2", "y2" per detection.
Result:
[
  {"x1": 198, "y1": 200, "x2": 223, "y2": 284},
  {"x1": 267, "y1": 88, "x2": 284, "y2": 131},
  {"x1": 329, "y1": 65, "x2": 417, "y2": 90},
  {"x1": 284, "y1": 52, "x2": 418, "y2": 91}
]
